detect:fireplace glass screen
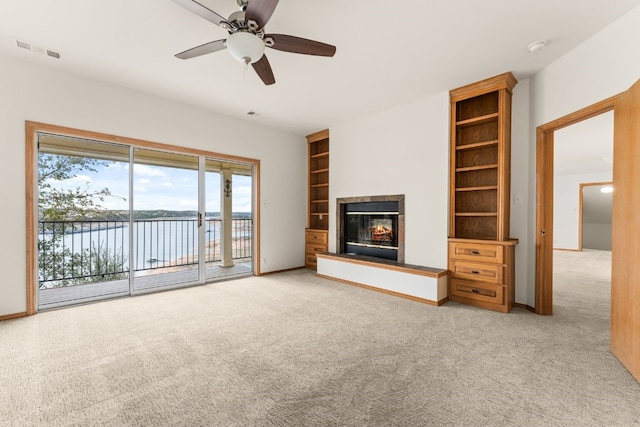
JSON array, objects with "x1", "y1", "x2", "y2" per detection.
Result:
[
  {"x1": 343, "y1": 201, "x2": 399, "y2": 261},
  {"x1": 346, "y1": 214, "x2": 398, "y2": 248}
]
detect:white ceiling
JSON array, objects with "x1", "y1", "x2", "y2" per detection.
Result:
[{"x1": 1, "y1": 1, "x2": 639, "y2": 135}]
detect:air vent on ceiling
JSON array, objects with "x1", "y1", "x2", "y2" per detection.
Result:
[
  {"x1": 13, "y1": 38, "x2": 61, "y2": 59},
  {"x1": 16, "y1": 40, "x2": 31, "y2": 50}
]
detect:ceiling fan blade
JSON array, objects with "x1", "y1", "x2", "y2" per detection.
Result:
[
  {"x1": 245, "y1": 0, "x2": 279, "y2": 29},
  {"x1": 171, "y1": 0, "x2": 229, "y2": 27},
  {"x1": 175, "y1": 39, "x2": 227, "y2": 59},
  {"x1": 252, "y1": 55, "x2": 276, "y2": 85},
  {"x1": 265, "y1": 34, "x2": 336, "y2": 57}
]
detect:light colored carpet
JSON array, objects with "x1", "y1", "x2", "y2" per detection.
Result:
[{"x1": 1, "y1": 250, "x2": 639, "y2": 426}]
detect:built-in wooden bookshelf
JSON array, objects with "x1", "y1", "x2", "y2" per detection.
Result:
[
  {"x1": 449, "y1": 74, "x2": 516, "y2": 241},
  {"x1": 448, "y1": 72, "x2": 518, "y2": 313},
  {"x1": 306, "y1": 129, "x2": 329, "y2": 269}
]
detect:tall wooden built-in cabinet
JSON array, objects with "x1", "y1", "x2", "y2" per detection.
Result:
[
  {"x1": 305, "y1": 129, "x2": 329, "y2": 269},
  {"x1": 448, "y1": 72, "x2": 518, "y2": 313}
]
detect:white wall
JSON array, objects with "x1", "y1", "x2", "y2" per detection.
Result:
[
  {"x1": 0, "y1": 54, "x2": 306, "y2": 317},
  {"x1": 531, "y1": 5, "x2": 640, "y2": 127},
  {"x1": 526, "y1": 4, "x2": 640, "y2": 305},
  {"x1": 583, "y1": 223, "x2": 612, "y2": 251},
  {"x1": 330, "y1": 81, "x2": 532, "y2": 304},
  {"x1": 553, "y1": 172, "x2": 612, "y2": 250},
  {"x1": 330, "y1": 92, "x2": 450, "y2": 268},
  {"x1": 510, "y1": 80, "x2": 532, "y2": 303}
]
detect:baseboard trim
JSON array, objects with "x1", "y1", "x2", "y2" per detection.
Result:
[
  {"x1": 260, "y1": 266, "x2": 306, "y2": 276},
  {"x1": 0, "y1": 311, "x2": 28, "y2": 321},
  {"x1": 514, "y1": 303, "x2": 536, "y2": 313},
  {"x1": 317, "y1": 274, "x2": 447, "y2": 307}
]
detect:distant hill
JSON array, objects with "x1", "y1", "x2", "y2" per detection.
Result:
[{"x1": 76, "y1": 210, "x2": 252, "y2": 221}]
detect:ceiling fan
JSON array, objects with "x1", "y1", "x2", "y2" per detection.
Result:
[{"x1": 171, "y1": 0, "x2": 337, "y2": 85}]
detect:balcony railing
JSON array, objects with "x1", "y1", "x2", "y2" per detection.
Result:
[{"x1": 38, "y1": 218, "x2": 252, "y2": 288}]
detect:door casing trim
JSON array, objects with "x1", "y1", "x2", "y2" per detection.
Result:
[{"x1": 535, "y1": 96, "x2": 618, "y2": 315}]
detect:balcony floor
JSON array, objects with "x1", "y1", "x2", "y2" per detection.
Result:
[
  {"x1": 39, "y1": 261, "x2": 253, "y2": 309},
  {"x1": 134, "y1": 260, "x2": 253, "y2": 291}
]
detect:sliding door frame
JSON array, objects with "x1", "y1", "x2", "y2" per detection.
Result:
[{"x1": 25, "y1": 121, "x2": 261, "y2": 315}]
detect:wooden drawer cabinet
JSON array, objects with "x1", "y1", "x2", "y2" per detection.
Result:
[
  {"x1": 450, "y1": 278, "x2": 504, "y2": 306},
  {"x1": 449, "y1": 242, "x2": 504, "y2": 264},
  {"x1": 448, "y1": 238, "x2": 517, "y2": 313},
  {"x1": 305, "y1": 229, "x2": 327, "y2": 269},
  {"x1": 305, "y1": 254, "x2": 319, "y2": 269},
  {"x1": 306, "y1": 230, "x2": 328, "y2": 245},
  {"x1": 450, "y1": 260, "x2": 503, "y2": 284},
  {"x1": 306, "y1": 243, "x2": 327, "y2": 254}
]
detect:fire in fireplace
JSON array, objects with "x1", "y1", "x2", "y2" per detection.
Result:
[{"x1": 346, "y1": 213, "x2": 397, "y2": 247}]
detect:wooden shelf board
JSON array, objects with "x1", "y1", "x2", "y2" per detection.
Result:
[
  {"x1": 310, "y1": 183, "x2": 329, "y2": 188},
  {"x1": 456, "y1": 113, "x2": 499, "y2": 127},
  {"x1": 456, "y1": 140, "x2": 499, "y2": 151},
  {"x1": 311, "y1": 168, "x2": 329, "y2": 174},
  {"x1": 456, "y1": 164, "x2": 498, "y2": 172},
  {"x1": 456, "y1": 186, "x2": 498, "y2": 192},
  {"x1": 311, "y1": 213, "x2": 329, "y2": 216},
  {"x1": 455, "y1": 212, "x2": 498, "y2": 217},
  {"x1": 310, "y1": 152, "x2": 329, "y2": 159},
  {"x1": 311, "y1": 199, "x2": 329, "y2": 203}
]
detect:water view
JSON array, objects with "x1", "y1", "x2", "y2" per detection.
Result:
[{"x1": 38, "y1": 215, "x2": 252, "y2": 288}]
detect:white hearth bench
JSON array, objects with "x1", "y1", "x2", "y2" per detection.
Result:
[{"x1": 316, "y1": 253, "x2": 448, "y2": 306}]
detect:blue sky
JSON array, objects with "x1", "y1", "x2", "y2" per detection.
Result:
[{"x1": 49, "y1": 159, "x2": 253, "y2": 213}]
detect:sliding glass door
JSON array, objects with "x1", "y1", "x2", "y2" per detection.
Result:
[
  {"x1": 203, "y1": 160, "x2": 254, "y2": 281},
  {"x1": 132, "y1": 149, "x2": 200, "y2": 292},
  {"x1": 36, "y1": 134, "x2": 254, "y2": 310},
  {"x1": 37, "y1": 134, "x2": 131, "y2": 307}
]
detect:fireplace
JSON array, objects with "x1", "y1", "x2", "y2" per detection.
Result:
[{"x1": 337, "y1": 195, "x2": 404, "y2": 263}]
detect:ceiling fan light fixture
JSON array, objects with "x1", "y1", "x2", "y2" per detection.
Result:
[{"x1": 226, "y1": 32, "x2": 265, "y2": 64}]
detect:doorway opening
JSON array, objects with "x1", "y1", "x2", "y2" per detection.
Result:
[
  {"x1": 545, "y1": 111, "x2": 614, "y2": 321},
  {"x1": 535, "y1": 97, "x2": 616, "y2": 315},
  {"x1": 579, "y1": 182, "x2": 613, "y2": 252},
  {"x1": 536, "y1": 80, "x2": 640, "y2": 384}
]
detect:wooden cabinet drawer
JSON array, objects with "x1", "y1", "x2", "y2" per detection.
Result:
[
  {"x1": 450, "y1": 260, "x2": 503, "y2": 284},
  {"x1": 450, "y1": 278, "x2": 504, "y2": 305},
  {"x1": 449, "y1": 241, "x2": 504, "y2": 264},
  {"x1": 306, "y1": 230, "x2": 328, "y2": 245},
  {"x1": 305, "y1": 254, "x2": 318, "y2": 269},
  {"x1": 306, "y1": 243, "x2": 327, "y2": 255}
]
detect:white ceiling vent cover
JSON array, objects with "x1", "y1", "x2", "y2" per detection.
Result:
[{"x1": 13, "y1": 38, "x2": 61, "y2": 59}]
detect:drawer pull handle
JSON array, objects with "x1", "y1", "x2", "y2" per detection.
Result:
[
  {"x1": 471, "y1": 270, "x2": 480, "y2": 274},
  {"x1": 471, "y1": 250, "x2": 480, "y2": 255},
  {"x1": 471, "y1": 289, "x2": 480, "y2": 293}
]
